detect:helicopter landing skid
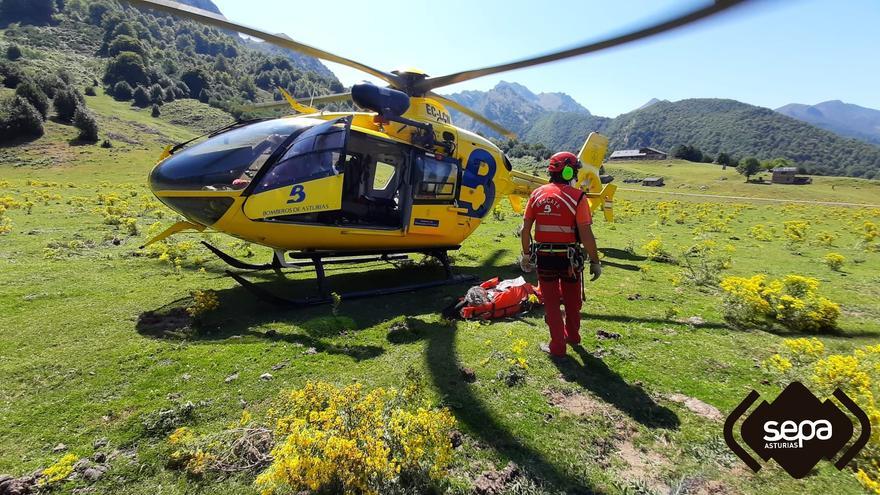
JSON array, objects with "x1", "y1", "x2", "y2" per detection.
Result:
[
  {"x1": 224, "y1": 248, "x2": 477, "y2": 307},
  {"x1": 201, "y1": 241, "x2": 412, "y2": 272}
]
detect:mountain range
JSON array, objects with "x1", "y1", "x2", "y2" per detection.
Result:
[
  {"x1": 775, "y1": 100, "x2": 880, "y2": 146},
  {"x1": 444, "y1": 83, "x2": 880, "y2": 179}
]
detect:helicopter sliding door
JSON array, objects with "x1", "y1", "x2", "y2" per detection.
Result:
[
  {"x1": 406, "y1": 153, "x2": 462, "y2": 236},
  {"x1": 243, "y1": 117, "x2": 350, "y2": 221}
]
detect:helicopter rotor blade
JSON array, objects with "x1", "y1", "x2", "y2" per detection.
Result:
[
  {"x1": 246, "y1": 92, "x2": 353, "y2": 111},
  {"x1": 119, "y1": 0, "x2": 401, "y2": 88},
  {"x1": 429, "y1": 92, "x2": 516, "y2": 139},
  {"x1": 415, "y1": 0, "x2": 747, "y2": 93}
]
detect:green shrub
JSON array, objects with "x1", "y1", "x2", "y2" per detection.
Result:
[
  {"x1": 0, "y1": 96, "x2": 44, "y2": 141},
  {"x1": 151, "y1": 104, "x2": 160, "y2": 117},
  {"x1": 132, "y1": 86, "x2": 150, "y2": 107},
  {"x1": 5, "y1": 45, "x2": 22, "y2": 61},
  {"x1": 84, "y1": 86, "x2": 97, "y2": 97},
  {"x1": 112, "y1": 80, "x2": 133, "y2": 101},
  {"x1": 14, "y1": 80, "x2": 49, "y2": 119},
  {"x1": 35, "y1": 73, "x2": 64, "y2": 98},
  {"x1": 108, "y1": 35, "x2": 146, "y2": 57},
  {"x1": 103, "y1": 51, "x2": 148, "y2": 87},
  {"x1": 53, "y1": 87, "x2": 82, "y2": 122},
  {"x1": 0, "y1": 62, "x2": 24, "y2": 88},
  {"x1": 73, "y1": 106, "x2": 99, "y2": 142},
  {"x1": 148, "y1": 83, "x2": 164, "y2": 103}
]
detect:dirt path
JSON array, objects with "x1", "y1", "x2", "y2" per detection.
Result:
[{"x1": 618, "y1": 187, "x2": 880, "y2": 208}]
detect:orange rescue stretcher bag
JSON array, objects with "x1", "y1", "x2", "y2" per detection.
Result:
[{"x1": 444, "y1": 276, "x2": 543, "y2": 320}]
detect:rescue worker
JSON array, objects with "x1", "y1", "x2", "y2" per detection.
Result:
[{"x1": 519, "y1": 151, "x2": 601, "y2": 358}]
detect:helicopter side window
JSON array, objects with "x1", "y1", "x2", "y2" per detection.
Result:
[
  {"x1": 413, "y1": 155, "x2": 458, "y2": 202},
  {"x1": 372, "y1": 162, "x2": 397, "y2": 191}
]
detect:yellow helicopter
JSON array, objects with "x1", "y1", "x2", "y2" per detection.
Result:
[{"x1": 131, "y1": 0, "x2": 744, "y2": 305}]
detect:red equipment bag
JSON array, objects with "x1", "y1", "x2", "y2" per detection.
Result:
[{"x1": 445, "y1": 276, "x2": 543, "y2": 320}]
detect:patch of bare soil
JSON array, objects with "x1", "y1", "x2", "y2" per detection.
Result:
[
  {"x1": 614, "y1": 439, "x2": 672, "y2": 493},
  {"x1": 472, "y1": 462, "x2": 521, "y2": 495},
  {"x1": 664, "y1": 393, "x2": 724, "y2": 421},
  {"x1": 136, "y1": 307, "x2": 192, "y2": 338},
  {"x1": 543, "y1": 388, "x2": 614, "y2": 417},
  {"x1": 679, "y1": 476, "x2": 742, "y2": 495}
]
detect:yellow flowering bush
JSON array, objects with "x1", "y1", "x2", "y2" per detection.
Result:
[
  {"x1": 765, "y1": 341, "x2": 880, "y2": 493},
  {"x1": 749, "y1": 224, "x2": 774, "y2": 241},
  {"x1": 719, "y1": 274, "x2": 840, "y2": 333},
  {"x1": 783, "y1": 220, "x2": 810, "y2": 243},
  {"x1": 508, "y1": 338, "x2": 529, "y2": 369},
  {"x1": 0, "y1": 205, "x2": 11, "y2": 234},
  {"x1": 862, "y1": 221, "x2": 879, "y2": 243},
  {"x1": 257, "y1": 380, "x2": 456, "y2": 494},
  {"x1": 41, "y1": 453, "x2": 78, "y2": 485},
  {"x1": 783, "y1": 337, "x2": 825, "y2": 361},
  {"x1": 642, "y1": 237, "x2": 673, "y2": 262},
  {"x1": 763, "y1": 353, "x2": 792, "y2": 373},
  {"x1": 815, "y1": 231, "x2": 838, "y2": 246},
  {"x1": 823, "y1": 252, "x2": 846, "y2": 271},
  {"x1": 186, "y1": 290, "x2": 219, "y2": 319}
]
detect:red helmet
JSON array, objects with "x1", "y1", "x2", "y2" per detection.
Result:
[{"x1": 548, "y1": 151, "x2": 579, "y2": 173}]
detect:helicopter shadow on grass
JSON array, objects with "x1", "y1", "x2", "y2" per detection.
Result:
[{"x1": 134, "y1": 249, "x2": 514, "y2": 359}]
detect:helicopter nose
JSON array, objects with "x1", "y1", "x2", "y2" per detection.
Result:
[{"x1": 149, "y1": 163, "x2": 235, "y2": 226}]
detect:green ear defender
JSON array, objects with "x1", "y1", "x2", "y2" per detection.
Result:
[{"x1": 561, "y1": 165, "x2": 574, "y2": 181}]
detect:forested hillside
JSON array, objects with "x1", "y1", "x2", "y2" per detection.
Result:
[
  {"x1": 446, "y1": 81, "x2": 880, "y2": 179},
  {"x1": 0, "y1": 0, "x2": 342, "y2": 120},
  {"x1": 604, "y1": 99, "x2": 880, "y2": 178}
]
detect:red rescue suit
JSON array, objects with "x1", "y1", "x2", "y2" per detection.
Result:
[{"x1": 524, "y1": 182, "x2": 592, "y2": 357}]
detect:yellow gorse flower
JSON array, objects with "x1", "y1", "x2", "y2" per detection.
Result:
[{"x1": 256, "y1": 381, "x2": 456, "y2": 495}]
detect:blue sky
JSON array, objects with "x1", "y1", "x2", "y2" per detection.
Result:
[{"x1": 212, "y1": 0, "x2": 880, "y2": 117}]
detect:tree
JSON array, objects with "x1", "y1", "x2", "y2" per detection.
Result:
[
  {"x1": 0, "y1": 62, "x2": 24, "y2": 88},
  {"x1": 103, "y1": 52, "x2": 148, "y2": 87},
  {"x1": 53, "y1": 87, "x2": 82, "y2": 122},
  {"x1": 180, "y1": 68, "x2": 208, "y2": 98},
  {"x1": 112, "y1": 81, "x2": 133, "y2": 101},
  {"x1": 84, "y1": 86, "x2": 96, "y2": 97},
  {"x1": 108, "y1": 35, "x2": 146, "y2": 57},
  {"x1": 6, "y1": 45, "x2": 22, "y2": 61},
  {"x1": 87, "y1": 2, "x2": 111, "y2": 25},
  {"x1": 35, "y1": 74, "x2": 64, "y2": 98},
  {"x1": 73, "y1": 106, "x2": 99, "y2": 142},
  {"x1": 670, "y1": 144, "x2": 704, "y2": 162},
  {"x1": 14, "y1": 80, "x2": 49, "y2": 119},
  {"x1": 716, "y1": 152, "x2": 733, "y2": 166},
  {"x1": 132, "y1": 86, "x2": 150, "y2": 107},
  {"x1": 0, "y1": 0, "x2": 55, "y2": 26},
  {"x1": 148, "y1": 83, "x2": 164, "y2": 104},
  {"x1": 0, "y1": 96, "x2": 44, "y2": 140},
  {"x1": 151, "y1": 104, "x2": 161, "y2": 117},
  {"x1": 736, "y1": 157, "x2": 761, "y2": 182}
]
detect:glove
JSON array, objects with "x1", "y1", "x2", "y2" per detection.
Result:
[
  {"x1": 589, "y1": 261, "x2": 602, "y2": 281},
  {"x1": 519, "y1": 253, "x2": 534, "y2": 273}
]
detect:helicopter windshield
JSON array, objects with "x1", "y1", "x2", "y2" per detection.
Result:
[{"x1": 150, "y1": 119, "x2": 305, "y2": 192}]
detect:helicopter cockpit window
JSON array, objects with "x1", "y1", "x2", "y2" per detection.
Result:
[
  {"x1": 149, "y1": 119, "x2": 302, "y2": 192},
  {"x1": 253, "y1": 118, "x2": 349, "y2": 194},
  {"x1": 413, "y1": 155, "x2": 458, "y2": 201}
]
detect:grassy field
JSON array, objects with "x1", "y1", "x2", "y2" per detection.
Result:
[
  {"x1": 1, "y1": 92, "x2": 879, "y2": 494},
  {"x1": 606, "y1": 159, "x2": 880, "y2": 205}
]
